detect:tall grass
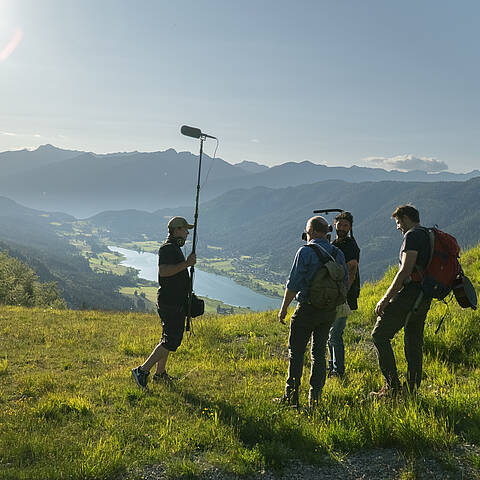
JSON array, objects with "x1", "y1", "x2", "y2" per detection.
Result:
[{"x1": 0, "y1": 245, "x2": 479, "y2": 479}]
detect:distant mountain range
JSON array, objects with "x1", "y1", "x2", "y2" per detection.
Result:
[
  {"x1": 1, "y1": 145, "x2": 478, "y2": 217},
  {"x1": 234, "y1": 160, "x2": 269, "y2": 174},
  {"x1": 0, "y1": 144, "x2": 83, "y2": 176}
]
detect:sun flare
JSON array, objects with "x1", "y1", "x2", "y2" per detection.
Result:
[{"x1": 0, "y1": 27, "x2": 23, "y2": 61}]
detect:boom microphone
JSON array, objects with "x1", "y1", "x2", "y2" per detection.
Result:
[
  {"x1": 313, "y1": 208, "x2": 344, "y2": 215},
  {"x1": 181, "y1": 125, "x2": 217, "y2": 139},
  {"x1": 180, "y1": 123, "x2": 218, "y2": 332}
]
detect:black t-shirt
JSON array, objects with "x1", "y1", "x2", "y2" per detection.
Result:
[
  {"x1": 400, "y1": 226, "x2": 430, "y2": 270},
  {"x1": 157, "y1": 240, "x2": 190, "y2": 306},
  {"x1": 332, "y1": 236, "x2": 360, "y2": 309}
]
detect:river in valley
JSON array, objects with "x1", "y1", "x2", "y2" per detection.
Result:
[{"x1": 108, "y1": 246, "x2": 282, "y2": 311}]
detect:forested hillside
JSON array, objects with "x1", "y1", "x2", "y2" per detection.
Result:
[
  {"x1": 2, "y1": 176, "x2": 480, "y2": 310},
  {"x1": 87, "y1": 177, "x2": 480, "y2": 283},
  {"x1": 0, "y1": 197, "x2": 138, "y2": 311},
  {"x1": 194, "y1": 176, "x2": 480, "y2": 281}
]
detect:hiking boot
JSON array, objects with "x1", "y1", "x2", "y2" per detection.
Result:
[
  {"x1": 274, "y1": 387, "x2": 299, "y2": 408},
  {"x1": 308, "y1": 388, "x2": 321, "y2": 409},
  {"x1": 402, "y1": 382, "x2": 418, "y2": 396},
  {"x1": 131, "y1": 366, "x2": 149, "y2": 388},
  {"x1": 281, "y1": 393, "x2": 299, "y2": 408},
  {"x1": 153, "y1": 371, "x2": 174, "y2": 386},
  {"x1": 369, "y1": 384, "x2": 400, "y2": 400}
]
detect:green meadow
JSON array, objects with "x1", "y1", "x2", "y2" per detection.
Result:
[{"x1": 0, "y1": 246, "x2": 479, "y2": 479}]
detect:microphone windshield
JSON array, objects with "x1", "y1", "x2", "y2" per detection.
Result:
[{"x1": 181, "y1": 125, "x2": 202, "y2": 139}]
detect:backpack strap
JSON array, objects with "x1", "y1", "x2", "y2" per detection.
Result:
[
  {"x1": 417, "y1": 226, "x2": 435, "y2": 267},
  {"x1": 412, "y1": 226, "x2": 435, "y2": 280},
  {"x1": 307, "y1": 243, "x2": 337, "y2": 263},
  {"x1": 426, "y1": 228, "x2": 435, "y2": 267}
]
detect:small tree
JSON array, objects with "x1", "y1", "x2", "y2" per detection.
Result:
[{"x1": 0, "y1": 251, "x2": 65, "y2": 308}]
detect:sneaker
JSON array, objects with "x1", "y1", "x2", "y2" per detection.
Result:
[
  {"x1": 131, "y1": 366, "x2": 149, "y2": 388},
  {"x1": 328, "y1": 370, "x2": 344, "y2": 379},
  {"x1": 153, "y1": 371, "x2": 174, "y2": 386}
]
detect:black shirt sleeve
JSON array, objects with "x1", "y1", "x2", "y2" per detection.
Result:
[{"x1": 401, "y1": 227, "x2": 430, "y2": 269}]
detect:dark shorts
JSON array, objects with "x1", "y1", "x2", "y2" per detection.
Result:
[{"x1": 157, "y1": 303, "x2": 186, "y2": 352}]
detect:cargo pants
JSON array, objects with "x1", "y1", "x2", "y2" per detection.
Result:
[
  {"x1": 285, "y1": 303, "x2": 336, "y2": 398},
  {"x1": 372, "y1": 282, "x2": 431, "y2": 390}
]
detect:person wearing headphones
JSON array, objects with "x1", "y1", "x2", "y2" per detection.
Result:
[
  {"x1": 327, "y1": 211, "x2": 360, "y2": 378},
  {"x1": 132, "y1": 216, "x2": 196, "y2": 388}
]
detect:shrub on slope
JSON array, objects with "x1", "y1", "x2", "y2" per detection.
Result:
[{"x1": 0, "y1": 251, "x2": 65, "y2": 308}]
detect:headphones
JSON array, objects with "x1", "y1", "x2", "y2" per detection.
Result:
[
  {"x1": 174, "y1": 237, "x2": 186, "y2": 247},
  {"x1": 167, "y1": 234, "x2": 186, "y2": 247}
]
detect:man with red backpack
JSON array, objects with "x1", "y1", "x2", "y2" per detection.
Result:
[{"x1": 371, "y1": 204, "x2": 432, "y2": 397}]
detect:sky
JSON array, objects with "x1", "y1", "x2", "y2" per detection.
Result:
[{"x1": 0, "y1": 0, "x2": 479, "y2": 172}]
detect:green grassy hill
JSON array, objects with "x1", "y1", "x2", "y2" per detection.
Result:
[{"x1": 1, "y1": 246, "x2": 479, "y2": 479}]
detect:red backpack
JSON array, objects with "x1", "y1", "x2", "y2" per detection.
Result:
[{"x1": 411, "y1": 227, "x2": 461, "y2": 300}]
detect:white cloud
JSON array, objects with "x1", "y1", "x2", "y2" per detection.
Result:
[
  {"x1": 250, "y1": 138, "x2": 260, "y2": 143},
  {"x1": 364, "y1": 154, "x2": 448, "y2": 172},
  {"x1": 0, "y1": 131, "x2": 44, "y2": 139}
]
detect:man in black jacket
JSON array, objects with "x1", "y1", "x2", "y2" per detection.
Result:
[
  {"x1": 328, "y1": 211, "x2": 360, "y2": 377},
  {"x1": 132, "y1": 217, "x2": 196, "y2": 388}
]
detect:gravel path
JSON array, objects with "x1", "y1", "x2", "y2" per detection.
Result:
[{"x1": 123, "y1": 444, "x2": 479, "y2": 480}]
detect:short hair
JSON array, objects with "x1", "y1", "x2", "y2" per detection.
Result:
[
  {"x1": 334, "y1": 211, "x2": 353, "y2": 225},
  {"x1": 309, "y1": 216, "x2": 329, "y2": 234},
  {"x1": 391, "y1": 204, "x2": 420, "y2": 223}
]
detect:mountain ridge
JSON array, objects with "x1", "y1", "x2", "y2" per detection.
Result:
[{"x1": 0, "y1": 144, "x2": 478, "y2": 217}]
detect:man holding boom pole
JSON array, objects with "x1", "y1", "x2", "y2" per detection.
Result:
[
  {"x1": 132, "y1": 124, "x2": 212, "y2": 388},
  {"x1": 132, "y1": 216, "x2": 196, "y2": 388}
]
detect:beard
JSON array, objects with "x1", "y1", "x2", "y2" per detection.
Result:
[{"x1": 336, "y1": 230, "x2": 348, "y2": 239}]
